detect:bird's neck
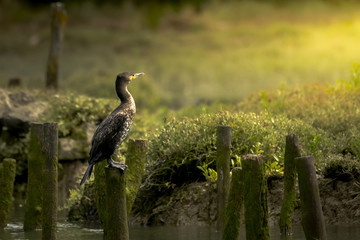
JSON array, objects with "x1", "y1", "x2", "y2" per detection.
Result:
[{"x1": 116, "y1": 83, "x2": 134, "y2": 105}]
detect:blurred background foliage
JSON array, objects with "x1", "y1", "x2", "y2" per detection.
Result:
[{"x1": 2, "y1": 0, "x2": 360, "y2": 109}]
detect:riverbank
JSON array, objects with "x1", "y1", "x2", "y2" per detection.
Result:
[{"x1": 128, "y1": 176, "x2": 360, "y2": 227}]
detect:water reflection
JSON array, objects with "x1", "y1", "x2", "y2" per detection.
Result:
[{"x1": 1, "y1": 222, "x2": 360, "y2": 240}]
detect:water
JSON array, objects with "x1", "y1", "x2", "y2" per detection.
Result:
[
  {"x1": 1, "y1": 203, "x2": 360, "y2": 240},
  {"x1": 2, "y1": 221, "x2": 360, "y2": 240}
]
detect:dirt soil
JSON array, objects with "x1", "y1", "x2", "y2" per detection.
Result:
[{"x1": 130, "y1": 177, "x2": 360, "y2": 226}]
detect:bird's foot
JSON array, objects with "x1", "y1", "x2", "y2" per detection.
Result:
[{"x1": 106, "y1": 158, "x2": 127, "y2": 172}]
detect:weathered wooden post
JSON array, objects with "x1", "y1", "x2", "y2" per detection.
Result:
[
  {"x1": 216, "y1": 126, "x2": 231, "y2": 232},
  {"x1": 41, "y1": 123, "x2": 58, "y2": 240},
  {"x1": 95, "y1": 139, "x2": 148, "y2": 226},
  {"x1": 104, "y1": 167, "x2": 129, "y2": 240},
  {"x1": 295, "y1": 156, "x2": 327, "y2": 240},
  {"x1": 222, "y1": 167, "x2": 244, "y2": 240},
  {"x1": 24, "y1": 123, "x2": 46, "y2": 231},
  {"x1": 242, "y1": 154, "x2": 269, "y2": 240},
  {"x1": 0, "y1": 158, "x2": 16, "y2": 228},
  {"x1": 46, "y1": 2, "x2": 67, "y2": 89},
  {"x1": 24, "y1": 122, "x2": 58, "y2": 240},
  {"x1": 95, "y1": 160, "x2": 107, "y2": 226},
  {"x1": 279, "y1": 134, "x2": 301, "y2": 237},
  {"x1": 125, "y1": 139, "x2": 148, "y2": 217}
]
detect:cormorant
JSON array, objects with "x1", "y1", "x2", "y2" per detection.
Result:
[{"x1": 80, "y1": 72, "x2": 144, "y2": 186}]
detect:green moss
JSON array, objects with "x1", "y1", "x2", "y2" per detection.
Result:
[
  {"x1": 94, "y1": 160, "x2": 107, "y2": 226},
  {"x1": 222, "y1": 167, "x2": 244, "y2": 240},
  {"x1": 125, "y1": 139, "x2": 148, "y2": 217},
  {"x1": 67, "y1": 181, "x2": 97, "y2": 222},
  {"x1": 279, "y1": 134, "x2": 301, "y2": 236},
  {"x1": 0, "y1": 158, "x2": 16, "y2": 228},
  {"x1": 104, "y1": 168, "x2": 129, "y2": 240},
  {"x1": 216, "y1": 126, "x2": 231, "y2": 231},
  {"x1": 41, "y1": 123, "x2": 58, "y2": 240},
  {"x1": 242, "y1": 155, "x2": 269, "y2": 240},
  {"x1": 24, "y1": 124, "x2": 45, "y2": 231}
]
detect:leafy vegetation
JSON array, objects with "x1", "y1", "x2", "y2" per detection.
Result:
[
  {"x1": 238, "y1": 63, "x2": 360, "y2": 157},
  {"x1": 144, "y1": 111, "x2": 335, "y2": 191},
  {"x1": 42, "y1": 93, "x2": 116, "y2": 138}
]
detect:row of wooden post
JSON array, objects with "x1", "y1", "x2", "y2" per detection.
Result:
[
  {"x1": 0, "y1": 122, "x2": 147, "y2": 240},
  {"x1": 216, "y1": 127, "x2": 327, "y2": 240},
  {"x1": 1, "y1": 124, "x2": 327, "y2": 239}
]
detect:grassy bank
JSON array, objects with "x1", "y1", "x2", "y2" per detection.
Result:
[{"x1": 1, "y1": 1, "x2": 360, "y2": 108}]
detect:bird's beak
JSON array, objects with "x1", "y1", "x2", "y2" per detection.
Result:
[{"x1": 131, "y1": 73, "x2": 145, "y2": 80}]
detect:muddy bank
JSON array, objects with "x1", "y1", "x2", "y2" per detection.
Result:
[{"x1": 129, "y1": 177, "x2": 360, "y2": 226}]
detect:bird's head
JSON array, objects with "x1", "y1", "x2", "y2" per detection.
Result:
[{"x1": 116, "y1": 72, "x2": 145, "y2": 85}]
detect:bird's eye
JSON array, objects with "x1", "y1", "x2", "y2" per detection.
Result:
[{"x1": 129, "y1": 75, "x2": 135, "y2": 81}]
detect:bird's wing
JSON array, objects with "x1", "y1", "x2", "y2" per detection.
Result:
[{"x1": 89, "y1": 113, "x2": 128, "y2": 162}]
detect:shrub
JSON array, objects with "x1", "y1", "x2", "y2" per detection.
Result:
[
  {"x1": 322, "y1": 154, "x2": 360, "y2": 181},
  {"x1": 145, "y1": 111, "x2": 334, "y2": 190},
  {"x1": 41, "y1": 93, "x2": 116, "y2": 138}
]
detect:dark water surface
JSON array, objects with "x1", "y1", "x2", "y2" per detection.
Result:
[
  {"x1": 1, "y1": 204, "x2": 360, "y2": 240},
  {"x1": 2, "y1": 221, "x2": 360, "y2": 240}
]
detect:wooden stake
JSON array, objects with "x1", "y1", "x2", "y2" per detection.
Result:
[
  {"x1": 24, "y1": 122, "x2": 58, "y2": 240},
  {"x1": 41, "y1": 123, "x2": 58, "y2": 240},
  {"x1": 279, "y1": 134, "x2": 301, "y2": 237},
  {"x1": 0, "y1": 158, "x2": 16, "y2": 228},
  {"x1": 295, "y1": 156, "x2": 327, "y2": 240},
  {"x1": 104, "y1": 167, "x2": 129, "y2": 240},
  {"x1": 125, "y1": 139, "x2": 148, "y2": 217},
  {"x1": 222, "y1": 167, "x2": 244, "y2": 240},
  {"x1": 46, "y1": 2, "x2": 67, "y2": 89},
  {"x1": 242, "y1": 154, "x2": 269, "y2": 240},
  {"x1": 216, "y1": 126, "x2": 231, "y2": 232}
]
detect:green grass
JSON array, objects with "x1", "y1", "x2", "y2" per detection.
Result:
[{"x1": 1, "y1": 1, "x2": 360, "y2": 108}]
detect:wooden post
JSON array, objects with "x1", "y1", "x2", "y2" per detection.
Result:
[
  {"x1": 295, "y1": 156, "x2": 327, "y2": 240},
  {"x1": 46, "y1": 2, "x2": 67, "y2": 89},
  {"x1": 24, "y1": 123, "x2": 58, "y2": 239},
  {"x1": 279, "y1": 134, "x2": 301, "y2": 237},
  {"x1": 95, "y1": 139, "x2": 148, "y2": 226},
  {"x1": 125, "y1": 139, "x2": 148, "y2": 217},
  {"x1": 24, "y1": 123, "x2": 46, "y2": 231},
  {"x1": 222, "y1": 167, "x2": 244, "y2": 240},
  {"x1": 104, "y1": 167, "x2": 129, "y2": 240},
  {"x1": 0, "y1": 158, "x2": 16, "y2": 228},
  {"x1": 41, "y1": 123, "x2": 58, "y2": 240},
  {"x1": 216, "y1": 126, "x2": 231, "y2": 232},
  {"x1": 242, "y1": 154, "x2": 269, "y2": 240},
  {"x1": 95, "y1": 160, "x2": 107, "y2": 226}
]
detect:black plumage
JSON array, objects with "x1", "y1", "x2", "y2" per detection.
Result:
[{"x1": 80, "y1": 72, "x2": 144, "y2": 186}]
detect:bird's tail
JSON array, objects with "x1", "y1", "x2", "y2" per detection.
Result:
[{"x1": 80, "y1": 163, "x2": 94, "y2": 186}]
